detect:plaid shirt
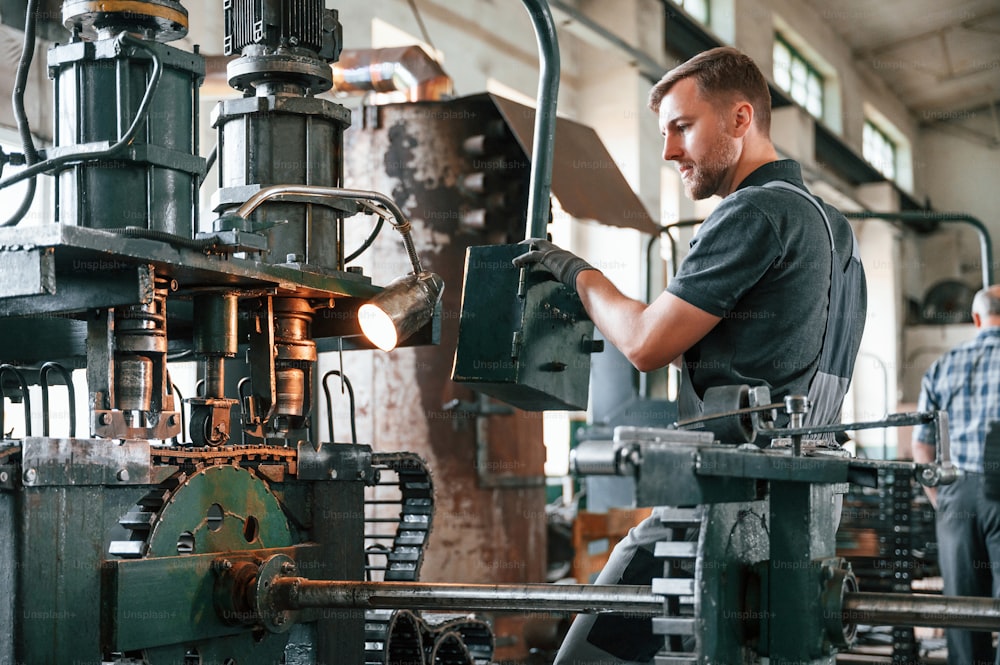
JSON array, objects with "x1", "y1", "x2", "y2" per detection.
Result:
[{"x1": 914, "y1": 327, "x2": 1000, "y2": 473}]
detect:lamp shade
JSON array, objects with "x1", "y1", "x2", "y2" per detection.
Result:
[{"x1": 359, "y1": 271, "x2": 444, "y2": 351}]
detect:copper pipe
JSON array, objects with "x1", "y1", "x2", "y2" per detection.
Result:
[{"x1": 331, "y1": 46, "x2": 453, "y2": 102}]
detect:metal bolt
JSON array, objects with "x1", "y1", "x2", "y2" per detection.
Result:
[
  {"x1": 280, "y1": 562, "x2": 297, "y2": 575},
  {"x1": 100, "y1": 413, "x2": 113, "y2": 425},
  {"x1": 285, "y1": 253, "x2": 303, "y2": 263},
  {"x1": 213, "y1": 559, "x2": 233, "y2": 572},
  {"x1": 117, "y1": 469, "x2": 130, "y2": 482},
  {"x1": 0, "y1": 471, "x2": 8, "y2": 483},
  {"x1": 274, "y1": 614, "x2": 286, "y2": 626},
  {"x1": 23, "y1": 468, "x2": 37, "y2": 484},
  {"x1": 329, "y1": 469, "x2": 338, "y2": 480}
]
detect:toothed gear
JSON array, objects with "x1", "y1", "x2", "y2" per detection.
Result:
[{"x1": 109, "y1": 457, "x2": 295, "y2": 663}]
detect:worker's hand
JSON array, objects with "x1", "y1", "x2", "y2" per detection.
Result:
[{"x1": 512, "y1": 238, "x2": 598, "y2": 289}]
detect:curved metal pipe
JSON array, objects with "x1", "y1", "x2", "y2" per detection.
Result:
[
  {"x1": 0, "y1": 33, "x2": 164, "y2": 192},
  {"x1": 664, "y1": 211, "x2": 995, "y2": 290},
  {"x1": 330, "y1": 46, "x2": 454, "y2": 102},
  {"x1": 321, "y1": 370, "x2": 357, "y2": 444},
  {"x1": 0, "y1": 364, "x2": 31, "y2": 438},
  {"x1": 520, "y1": 0, "x2": 560, "y2": 240},
  {"x1": 843, "y1": 211, "x2": 993, "y2": 287},
  {"x1": 2, "y1": 0, "x2": 40, "y2": 227},
  {"x1": 233, "y1": 185, "x2": 423, "y2": 274},
  {"x1": 39, "y1": 362, "x2": 76, "y2": 438}
]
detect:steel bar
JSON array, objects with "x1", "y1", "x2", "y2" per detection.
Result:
[
  {"x1": 844, "y1": 592, "x2": 1000, "y2": 631},
  {"x1": 774, "y1": 411, "x2": 936, "y2": 438},
  {"x1": 271, "y1": 579, "x2": 661, "y2": 615},
  {"x1": 843, "y1": 211, "x2": 993, "y2": 287},
  {"x1": 520, "y1": 0, "x2": 560, "y2": 240},
  {"x1": 233, "y1": 185, "x2": 423, "y2": 274}
]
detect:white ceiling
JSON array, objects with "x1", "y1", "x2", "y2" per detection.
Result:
[{"x1": 804, "y1": 0, "x2": 1000, "y2": 116}]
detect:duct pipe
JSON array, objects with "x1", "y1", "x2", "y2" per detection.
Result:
[{"x1": 331, "y1": 46, "x2": 453, "y2": 102}]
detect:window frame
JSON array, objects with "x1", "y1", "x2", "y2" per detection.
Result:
[
  {"x1": 669, "y1": 0, "x2": 710, "y2": 26},
  {"x1": 773, "y1": 33, "x2": 825, "y2": 121},
  {"x1": 863, "y1": 119, "x2": 898, "y2": 181}
]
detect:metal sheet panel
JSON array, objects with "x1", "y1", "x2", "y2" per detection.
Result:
[
  {"x1": 452, "y1": 243, "x2": 597, "y2": 410},
  {"x1": 490, "y1": 94, "x2": 658, "y2": 235},
  {"x1": 21, "y1": 437, "x2": 151, "y2": 487}
]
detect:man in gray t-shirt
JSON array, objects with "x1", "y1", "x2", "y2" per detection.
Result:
[
  {"x1": 514, "y1": 46, "x2": 866, "y2": 664},
  {"x1": 515, "y1": 47, "x2": 864, "y2": 424}
]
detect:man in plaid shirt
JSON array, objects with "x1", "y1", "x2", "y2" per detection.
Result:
[{"x1": 914, "y1": 285, "x2": 1000, "y2": 665}]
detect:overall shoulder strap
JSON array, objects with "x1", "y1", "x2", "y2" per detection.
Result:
[
  {"x1": 762, "y1": 180, "x2": 834, "y2": 246},
  {"x1": 761, "y1": 180, "x2": 862, "y2": 262},
  {"x1": 761, "y1": 179, "x2": 867, "y2": 430}
]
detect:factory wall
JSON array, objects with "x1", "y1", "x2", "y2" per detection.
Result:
[{"x1": 0, "y1": 0, "x2": 996, "y2": 572}]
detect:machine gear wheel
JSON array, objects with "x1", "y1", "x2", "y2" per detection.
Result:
[{"x1": 109, "y1": 462, "x2": 295, "y2": 663}]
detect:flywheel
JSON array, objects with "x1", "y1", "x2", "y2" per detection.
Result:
[{"x1": 109, "y1": 462, "x2": 295, "y2": 664}]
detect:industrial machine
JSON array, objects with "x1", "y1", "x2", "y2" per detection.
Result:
[
  {"x1": 1, "y1": 2, "x2": 998, "y2": 665},
  {"x1": 0, "y1": 1, "x2": 451, "y2": 663}
]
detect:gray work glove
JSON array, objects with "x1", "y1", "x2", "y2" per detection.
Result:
[{"x1": 512, "y1": 238, "x2": 598, "y2": 289}]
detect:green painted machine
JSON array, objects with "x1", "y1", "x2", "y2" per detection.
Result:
[
  {"x1": 0, "y1": 2, "x2": 449, "y2": 663},
  {"x1": 0, "y1": 2, "x2": 998, "y2": 665}
]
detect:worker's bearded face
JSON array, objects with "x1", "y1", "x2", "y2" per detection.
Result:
[
  {"x1": 658, "y1": 78, "x2": 739, "y2": 200},
  {"x1": 679, "y1": 124, "x2": 737, "y2": 200}
]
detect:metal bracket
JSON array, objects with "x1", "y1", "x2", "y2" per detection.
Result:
[
  {"x1": 21, "y1": 437, "x2": 151, "y2": 487},
  {"x1": 296, "y1": 441, "x2": 374, "y2": 483}
]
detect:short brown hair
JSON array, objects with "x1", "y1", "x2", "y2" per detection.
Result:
[{"x1": 648, "y1": 47, "x2": 772, "y2": 134}]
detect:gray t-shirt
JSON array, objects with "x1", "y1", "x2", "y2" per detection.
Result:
[{"x1": 667, "y1": 160, "x2": 856, "y2": 416}]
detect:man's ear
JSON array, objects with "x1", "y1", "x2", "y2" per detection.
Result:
[
  {"x1": 731, "y1": 101, "x2": 754, "y2": 138},
  {"x1": 974, "y1": 311, "x2": 983, "y2": 328}
]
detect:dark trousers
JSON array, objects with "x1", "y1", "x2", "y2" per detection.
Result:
[{"x1": 936, "y1": 471, "x2": 1000, "y2": 665}]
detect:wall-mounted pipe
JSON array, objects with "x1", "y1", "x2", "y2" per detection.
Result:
[
  {"x1": 655, "y1": 212, "x2": 993, "y2": 295},
  {"x1": 843, "y1": 211, "x2": 993, "y2": 287}
]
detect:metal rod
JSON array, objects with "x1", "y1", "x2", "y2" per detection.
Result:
[
  {"x1": 844, "y1": 592, "x2": 1000, "y2": 631},
  {"x1": 774, "y1": 411, "x2": 936, "y2": 438},
  {"x1": 271, "y1": 579, "x2": 661, "y2": 615},
  {"x1": 39, "y1": 362, "x2": 76, "y2": 438},
  {"x1": 669, "y1": 211, "x2": 995, "y2": 302},
  {"x1": 263, "y1": 580, "x2": 1000, "y2": 631},
  {"x1": 520, "y1": 0, "x2": 560, "y2": 240},
  {"x1": 842, "y1": 211, "x2": 993, "y2": 287},
  {"x1": 233, "y1": 185, "x2": 423, "y2": 274}
]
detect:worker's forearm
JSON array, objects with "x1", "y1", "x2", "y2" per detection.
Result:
[{"x1": 575, "y1": 271, "x2": 655, "y2": 367}]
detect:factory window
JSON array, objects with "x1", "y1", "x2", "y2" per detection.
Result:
[
  {"x1": 863, "y1": 120, "x2": 897, "y2": 181},
  {"x1": 773, "y1": 33, "x2": 824, "y2": 120},
  {"x1": 668, "y1": 0, "x2": 709, "y2": 25}
]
